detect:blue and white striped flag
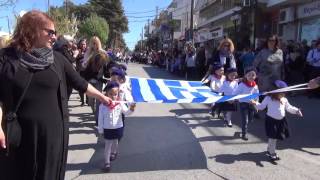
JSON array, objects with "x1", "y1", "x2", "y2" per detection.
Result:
[{"x1": 129, "y1": 77, "x2": 260, "y2": 103}]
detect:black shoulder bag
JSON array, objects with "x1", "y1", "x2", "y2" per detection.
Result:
[{"x1": 5, "y1": 73, "x2": 33, "y2": 155}]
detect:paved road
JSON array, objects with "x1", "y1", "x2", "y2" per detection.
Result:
[{"x1": 66, "y1": 63, "x2": 320, "y2": 180}]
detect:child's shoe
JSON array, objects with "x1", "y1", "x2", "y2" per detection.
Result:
[
  {"x1": 241, "y1": 134, "x2": 248, "y2": 141},
  {"x1": 266, "y1": 152, "x2": 280, "y2": 161},
  {"x1": 110, "y1": 153, "x2": 118, "y2": 161},
  {"x1": 102, "y1": 163, "x2": 111, "y2": 172}
]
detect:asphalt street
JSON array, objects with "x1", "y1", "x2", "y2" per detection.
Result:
[{"x1": 65, "y1": 63, "x2": 320, "y2": 180}]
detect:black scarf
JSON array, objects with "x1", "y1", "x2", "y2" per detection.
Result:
[{"x1": 20, "y1": 47, "x2": 54, "y2": 70}]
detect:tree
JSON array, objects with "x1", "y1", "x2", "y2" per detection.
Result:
[
  {"x1": 0, "y1": 0, "x2": 16, "y2": 8},
  {"x1": 78, "y1": 13, "x2": 109, "y2": 45},
  {"x1": 49, "y1": 7, "x2": 78, "y2": 36},
  {"x1": 89, "y1": 0, "x2": 128, "y2": 48}
]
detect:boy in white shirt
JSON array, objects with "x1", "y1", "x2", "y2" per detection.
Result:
[
  {"x1": 219, "y1": 68, "x2": 239, "y2": 127},
  {"x1": 251, "y1": 80, "x2": 302, "y2": 161},
  {"x1": 202, "y1": 63, "x2": 226, "y2": 118},
  {"x1": 233, "y1": 67, "x2": 259, "y2": 140},
  {"x1": 98, "y1": 81, "x2": 135, "y2": 172}
]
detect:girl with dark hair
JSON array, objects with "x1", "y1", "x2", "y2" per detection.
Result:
[
  {"x1": 233, "y1": 67, "x2": 259, "y2": 140},
  {"x1": 98, "y1": 81, "x2": 135, "y2": 172},
  {"x1": 0, "y1": 10, "x2": 111, "y2": 180},
  {"x1": 251, "y1": 80, "x2": 303, "y2": 161},
  {"x1": 219, "y1": 68, "x2": 239, "y2": 127},
  {"x1": 253, "y1": 34, "x2": 284, "y2": 92}
]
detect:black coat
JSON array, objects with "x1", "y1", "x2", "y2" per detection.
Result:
[{"x1": 0, "y1": 47, "x2": 88, "y2": 180}]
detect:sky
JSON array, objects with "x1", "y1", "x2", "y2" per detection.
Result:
[{"x1": 0, "y1": 0, "x2": 172, "y2": 50}]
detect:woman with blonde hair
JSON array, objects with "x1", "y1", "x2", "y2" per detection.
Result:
[
  {"x1": 202, "y1": 38, "x2": 237, "y2": 82},
  {"x1": 83, "y1": 36, "x2": 110, "y2": 124}
]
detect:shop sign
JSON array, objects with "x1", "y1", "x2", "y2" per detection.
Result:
[
  {"x1": 208, "y1": 26, "x2": 223, "y2": 40},
  {"x1": 194, "y1": 28, "x2": 210, "y2": 43},
  {"x1": 298, "y1": 1, "x2": 320, "y2": 19}
]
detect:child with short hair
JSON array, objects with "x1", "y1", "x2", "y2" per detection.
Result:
[
  {"x1": 251, "y1": 80, "x2": 303, "y2": 161},
  {"x1": 219, "y1": 68, "x2": 239, "y2": 127},
  {"x1": 98, "y1": 81, "x2": 135, "y2": 172},
  {"x1": 233, "y1": 67, "x2": 259, "y2": 140},
  {"x1": 202, "y1": 63, "x2": 226, "y2": 118}
]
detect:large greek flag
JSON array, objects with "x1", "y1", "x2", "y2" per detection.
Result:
[{"x1": 129, "y1": 77, "x2": 260, "y2": 103}]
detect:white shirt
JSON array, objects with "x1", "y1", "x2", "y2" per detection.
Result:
[
  {"x1": 186, "y1": 55, "x2": 196, "y2": 67},
  {"x1": 233, "y1": 82, "x2": 259, "y2": 103},
  {"x1": 98, "y1": 103, "x2": 132, "y2": 133},
  {"x1": 119, "y1": 82, "x2": 133, "y2": 103},
  {"x1": 220, "y1": 80, "x2": 239, "y2": 95},
  {"x1": 255, "y1": 96, "x2": 299, "y2": 120},
  {"x1": 207, "y1": 75, "x2": 226, "y2": 92}
]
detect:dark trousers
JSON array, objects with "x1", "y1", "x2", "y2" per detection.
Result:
[
  {"x1": 186, "y1": 67, "x2": 196, "y2": 80},
  {"x1": 309, "y1": 66, "x2": 320, "y2": 97},
  {"x1": 239, "y1": 103, "x2": 255, "y2": 135}
]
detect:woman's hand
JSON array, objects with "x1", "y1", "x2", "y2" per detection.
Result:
[
  {"x1": 297, "y1": 109, "x2": 303, "y2": 117},
  {"x1": 101, "y1": 95, "x2": 112, "y2": 106},
  {"x1": 129, "y1": 103, "x2": 136, "y2": 111},
  {"x1": 0, "y1": 128, "x2": 6, "y2": 149},
  {"x1": 249, "y1": 100, "x2": 257, "y2": 105},
  {"x1": 308, "y1": 77, "x2": 320, "y2": 89}
]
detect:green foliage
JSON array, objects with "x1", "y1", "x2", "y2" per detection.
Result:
[
  {"x1": 48, "y1": 0, "x2": 128, "y2": 49},
  {"x1": 49, "y1": 7, "x2": 78, "y2": 36},
  {"x1": 78, "y1": 13, "x2": 109, "y2": 45},
  {"x1": 89, "y1": 0, "x2": 128, "y2": 48}
]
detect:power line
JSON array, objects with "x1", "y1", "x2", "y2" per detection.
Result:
[
  {"x1": 125, "y1": 3, "x2": 190, "y2": 17},
  {"x1": 127, "y1": 15, "x2": 155, "y2": 18},
  {"x1": 125, "y1": 6, "x2": 166, "y2": 14}
]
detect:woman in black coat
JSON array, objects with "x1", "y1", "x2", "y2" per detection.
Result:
[{"x1": 0, "y1": 10, "x2": 111, "y2": 180}]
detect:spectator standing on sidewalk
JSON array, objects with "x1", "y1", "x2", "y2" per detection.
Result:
[
  {"x1": 54, "y1": 35, "x2": 77, "y2": 98},
  {"x1": 202, "y1": 38, "x2": 236, "y2": 82},
  {"x1": 76, "y1": 39, "x2": 88, "y2": 106},
  {"x1": 83, "y1": 36, "x2": 110, "y2": 124},
  {"x1": 0, "y1": 10, "x2": 111, "y2": 180},
  {"x1": 253, "y1": 35, "x2": 283, "y2": 93},
  {"x1": 196, "y1": 44, "x2": 206, "y2": 80},
  {"x1": 239, "y1": 47, "x2": 255, "y2": 76},
  {"x1": 306, "y1": 40, "x2": 320, "y2": 97},
  {"x1": 185, "y1": 45, "x2": 196, "y2": 80}
]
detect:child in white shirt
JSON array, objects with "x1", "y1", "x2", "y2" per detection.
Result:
[
  {"x1": 202, "y1": 63, "x2": 225, "y2": 118},
  {"x1": 98, "y1": 81, "x2": 135, "y2": 172},
  {"x1": 219, "y1": 68, "x2": 239, "y2": 127},
  {"x1": 233, "y1": 67, "x2": 259, "y2": 140},
  {"x1": 251, "y1": 80, "x2": 302, "y2": 161}
]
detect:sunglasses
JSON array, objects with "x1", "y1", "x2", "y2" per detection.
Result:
[
  {"x1": 224, "y1": 44, "x2": 230, "y2": 47},
  {"x1": 44, "y1": 28, "x2": 57, "y2": 36}
]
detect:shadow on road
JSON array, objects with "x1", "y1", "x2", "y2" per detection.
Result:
[
  {"x1": 209, "y1": 152, "x2": 278, "y2": 167},
  {"x1": 67, "y1": 115, "x2": 208, "y2": 174}
]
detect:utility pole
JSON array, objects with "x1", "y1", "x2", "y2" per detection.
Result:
[
  {"x1": 142, "y1": 28, "x2": 144, "y2": 51},
  {"x1": 65, "y1": 0, "x2": 68, "y2": 16},
  {"x1": 6, "y1": 16, "x2": 10, "y2": 34},
  {"x1": 147, "y1": 19, "x2": 150, "y2": 37},
  {"x1": 156, "y1": 6, "x2": 159, "y2": 19},
  {"x1": 190, "y1": 0, "x2": 194, "y2": 44},
  {"x1": 47, "y1": 0, "x2": 50, "y2": 16}
]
